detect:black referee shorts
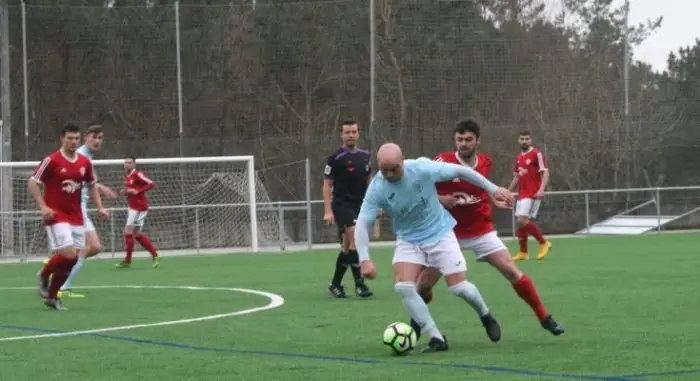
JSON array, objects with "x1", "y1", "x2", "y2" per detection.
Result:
[{"x1": 332, "y1": 201, "x2": 361, "y2": 235}]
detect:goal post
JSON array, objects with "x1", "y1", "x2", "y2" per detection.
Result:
[{"x1": 0, "y1": 155, "x2": 285, "y2": 257}]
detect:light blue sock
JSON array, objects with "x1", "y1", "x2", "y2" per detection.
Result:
[{"x1": 61, "y1": 256, "x2": 85, "y2": 291}]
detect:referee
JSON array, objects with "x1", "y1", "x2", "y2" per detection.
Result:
[{"x1": 322, "y1": 120, "x2": 373, "y2": 298}]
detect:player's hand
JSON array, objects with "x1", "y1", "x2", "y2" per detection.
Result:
[
  {"x1": 97, "y1": 208, "x2": 110, "y2": 220},
  {"x1": 493, "y1": 187, "x2": 514, "y2": 204},
  {"x1": 40, "y1": 206, "x2": 55, "y2": 222},
  {"x1": 439, "y1": 194, "x2": 460, "y2": 209},
  {"x1": 492, "y1": 198, "x2": 512, "y2": 209},
  {"x1": 125, "y1": 188, "x2": 138, "y2": 195},
  {"x1": 535, "y1": 189, "x2": 545, "y2": 199},
  {"x1": 323, "y1": 211, "x2": 334, "y2": 225},
  {"x1": 360, "y1": 260, "x2": 377, "y2": 280}
]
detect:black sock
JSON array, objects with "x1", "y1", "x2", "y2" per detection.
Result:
[
  {"x1": 331, "y1": 251, "x2": 348, "y2": 286},
  {"x1": 347, "y1": 250, "x2": 364, "y2": 286}
]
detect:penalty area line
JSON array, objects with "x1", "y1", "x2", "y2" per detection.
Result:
[{"x1": 0, "y1": 285, "x2": 285, "y2": 342}]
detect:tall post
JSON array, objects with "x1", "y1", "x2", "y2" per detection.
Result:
[
  {"x1": 0, "y1": 0, "x2": 13, "y2": 256},
  {"x1": 304, "y1": 157, "x2": 312, "y2": 249},
  {"x1": 247, "y1": 158, "x2": 259, "y2": 252},
  {"x1": 175, "y1": 0, "x2": 184, "y2": 157},
  {"x1": 21, "y1": 0, "x2": 28, "y2": 160},
  {"x1": 368, "y1": 0, "x2": 376, "y2": 154},
  {"x1": 174, "y1": 1, "x2": 188, "y2": 235},
  {"x1": 623, "y1": 0, "x2": 632, "y2": 203},
  {"x1": 368, "y1": 0, "x2": 381, "y2": 239}
]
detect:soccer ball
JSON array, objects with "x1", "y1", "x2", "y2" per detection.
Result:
[{"x1": 383, "y1": 322, "x2": 417, "y2": 355}]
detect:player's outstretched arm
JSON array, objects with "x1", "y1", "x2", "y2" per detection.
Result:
[
  {"x1": 95, "y1": 183, "x2": 118, "y2": 199},
  {"x1": 422, "y1": 158, "x2": 498, "y2": 194}
]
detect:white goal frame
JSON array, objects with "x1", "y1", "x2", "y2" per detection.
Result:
[{"x1": 0, "y1": 155, "x2": 260, "y2": 255}]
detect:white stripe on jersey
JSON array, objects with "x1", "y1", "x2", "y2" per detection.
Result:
[{"x1": 31, "y1": 157, "x2": 52, "y2": 184}]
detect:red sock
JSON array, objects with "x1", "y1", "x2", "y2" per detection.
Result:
[
  {"x1": 40, "y1": 255, "x2": 67, "y2": 278},
  {"x1": 124, "y1": 234, "x2": 135, "y2": 263},
  {"x1": 48, "y1": 257, "x2": 77, "y2": 299},
  {"x1": 136, "y1": 234, "x2": 158, "y2": 258},
  {"x1": 526, "y1": 221, "x2": 546, "y2": 244},
  {"x1": 513, "y1": 274, "x2": 549, "y2": 321},
  {"x1": 516, "y1": 227, "x2": 528, "y2": 252}
]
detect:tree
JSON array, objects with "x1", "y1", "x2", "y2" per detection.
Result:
[{"x1": 657, "y1": 40, "x2": 700, "y2": 184}]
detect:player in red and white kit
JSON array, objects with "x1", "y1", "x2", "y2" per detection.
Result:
[
  {"x1": 116, "y1": 156, "x2": 160, "y2": 268},
  {"x1": 408, "y1": 119, "x2": 564, "y2": 340},
  {"x1": 508, "y1": 131, "x2": 551, "y2": 261},
  {"x1": 29, "y1": 124, "x2": 109, "y2": 310}
]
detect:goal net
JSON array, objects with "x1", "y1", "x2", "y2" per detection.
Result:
[{"x1": 0, "y1": 156, "x2": 284, "y2": 257}]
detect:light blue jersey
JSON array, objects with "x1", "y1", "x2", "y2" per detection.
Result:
[
  {"x1": 358, "y1": 157, "x2": 497, "y2": 246},
  {"x1": 77, "y1": 144, "x2": 94, "y2": 207}
]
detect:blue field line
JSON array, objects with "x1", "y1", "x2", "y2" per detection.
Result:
[
  {"x1": 0, "y1": 324, "x2": 638, "y2": 381},
  {"x1": 619, "y1": 369, "x2": 700, "y2": 379}
]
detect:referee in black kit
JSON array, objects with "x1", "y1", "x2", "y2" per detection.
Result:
[{"x1": 322, "y1": 120, "x2": 374, "y2": 298}]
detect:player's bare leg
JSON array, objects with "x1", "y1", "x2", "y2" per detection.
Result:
[
  {"x1": 59, "y1": 231, "x2": 101, "y2": 298},
  {"x1": 485, "y1": 249, "x2": 564, "y2": 335},
  {"x1": 394, "y1": 262, "x2": 448, "y2": 352},
  {"x1": 38, "y1": 246, "x2": 79, "y2": 311},
  {"x1": 345, "y1": 225, "x2": 373, "y2": 298}
]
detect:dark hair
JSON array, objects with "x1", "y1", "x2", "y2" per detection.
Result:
[
  {"x1": 340, "y1": 120, "x2": 358, "y2": 131},
  {"x1": 61, "y1": 123, "x2": 81, "y2": 136},
  {"x1": 519, "y1": 130, "x2": 531, "y2": 137},
  {"x1": 454, "y1": 118, "x2": 481, "y2": 138},
  {"x1": 85, "y1": 124, "x2": 104, "y2": 136}
]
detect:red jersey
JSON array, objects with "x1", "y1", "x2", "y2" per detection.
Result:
[
  {"x1": 514, "y1": 147, "x2": 547, "y2": 199},
  {"x1": 31, "y1": 149, "x2": 96, "y2": 226},
  {"x1": 434, "y1": 152, "x2": 495, "y2": 239},
  {"x1": 125, "y1": 169, "x2": 155, "y2": 211}
]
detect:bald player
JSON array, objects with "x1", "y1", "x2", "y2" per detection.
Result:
[{"x1": 354, "y1": 143, "x2": 513, "y2": 352}]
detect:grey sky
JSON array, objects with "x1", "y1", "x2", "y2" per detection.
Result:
[
  {"x1": 626, "y1": 0, "x2": 699, "y2": 72},
  {"x1": 542, "y1": 0, "x2": 697, "y2": 72}
]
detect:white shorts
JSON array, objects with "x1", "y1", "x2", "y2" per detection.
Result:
[
  {"x1": 515, "y1": 198, "x2": 541, "y2": 219},
  {"x1": 126, "y1": 209, "x2": 148, "y2": 227},
  {"x1": 46, "y1": 223, "x2": 85, "y2": 252},
  {"x1": 82, "y1": 206, "x2": 96, "y2": 232},
  {"x1": 392, "y1": 231, "x2": 466, "y2": 276},
  {"x1": 458, "y1": 231, "x2": 507, "y2": 261}
]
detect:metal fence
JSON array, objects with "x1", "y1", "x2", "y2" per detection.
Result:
[{"x1": 4, "y1": 182, "x2": 700, "y2": 263}]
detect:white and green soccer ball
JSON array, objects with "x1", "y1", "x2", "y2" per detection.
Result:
[{"x1": 383, "y1": 322, "x2": 417, "y2": 355}]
